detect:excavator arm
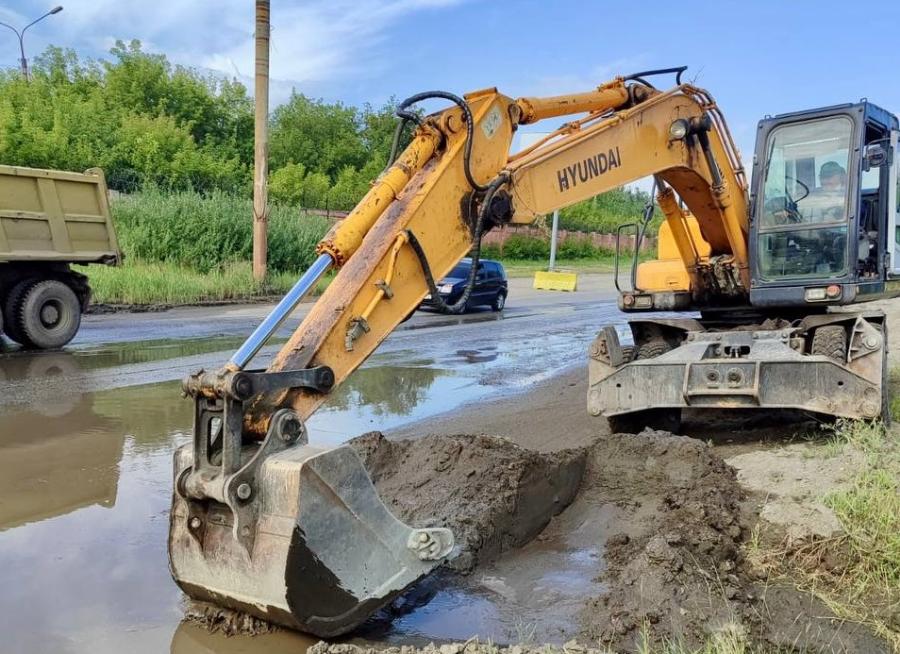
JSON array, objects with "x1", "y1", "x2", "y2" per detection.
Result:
[{"x1": 169, "y1": 70, "x2": 752, "y2": 636}]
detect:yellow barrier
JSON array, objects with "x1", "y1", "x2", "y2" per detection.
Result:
[{"x1": 533, "y1": 270, "x2": 578, "y2": 292}]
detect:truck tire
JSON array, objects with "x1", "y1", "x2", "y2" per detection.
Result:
[
  {"x1": 16, "y1": 279, "x2": 82, "y2": 349},
  {"x1": 2, "y1": 278, "x2": 37, "y2": 345},
  {"x1": 811, "y1": 325, "x2": 847, "y2": 363}
]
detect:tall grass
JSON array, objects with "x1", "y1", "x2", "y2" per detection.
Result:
[
  {"x1": 824, "y1": 419, "x2": 900, "y2": 596},
  {"x1": 82, "y1": 189, "x2": 332, "y2": 305},
  {"x1": 85, "y1": 261, "x2": 303, "y2": 305},
  {"x1": 745, "y1": 416, "x2": 900, "y2": 651},
  {"x1": 111, "y1": 188, "x2": 330, "y2": 273}
]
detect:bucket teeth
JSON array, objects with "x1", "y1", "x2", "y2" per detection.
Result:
[{"x1": 168, "y1": 442, "x2": 454, "y2": 637}]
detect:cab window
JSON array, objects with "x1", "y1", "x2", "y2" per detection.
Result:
[
  {"x1": 760, "y1": 116, "x2": 853, "y2": 228},
  {"x1": 758, "y1": 116, "x2": 853, "y2": 280}
]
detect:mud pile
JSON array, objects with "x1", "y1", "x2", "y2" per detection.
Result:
[
  {"x1": 311, "y1": 642, "x2": 611, "y2": 654},
  {"x1": 577, "y1": 430, "x2": 752, "y2": 650},
  {"x1": 184, "y1": 600, "x2": 280, "y2": 636},
  {"x1": 349, "y1": 430, "x2": 758, "y2": 650},
  {"x1": 349, "y1": 432, "x2": 587, "y2": 571}
]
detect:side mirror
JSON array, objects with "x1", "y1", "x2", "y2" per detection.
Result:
[{"x1": 864, "y1": 142, "x2": 890, "y2": 172}]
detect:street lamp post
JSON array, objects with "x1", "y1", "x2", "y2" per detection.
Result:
[{"x1": 0, "y1": 6, "x2": 63, "y2": 81}]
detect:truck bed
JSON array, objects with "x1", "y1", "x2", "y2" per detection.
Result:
[{"x1": 0, "y1": 165, "x2": 120, "y2": 265}]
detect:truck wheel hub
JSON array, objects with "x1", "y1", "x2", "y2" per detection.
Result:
[{"x1": 40, "y1": 302, "x2": 60, "y2": 327}]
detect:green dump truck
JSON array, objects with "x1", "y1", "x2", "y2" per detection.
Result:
[{"x1": 0, "y1": 165, "x2": 120, "y2": 349}]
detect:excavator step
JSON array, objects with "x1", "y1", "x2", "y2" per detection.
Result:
[{"x1": 168, "y1": 442, "x2": 453, "y2": 637}]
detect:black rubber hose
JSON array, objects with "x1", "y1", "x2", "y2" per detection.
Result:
[
  {"x1": 386, "y1": 118, "x2": 411, "y2": 170},
  {"x1": 390, "y1": 90, "x2": 488, "y2": 193},
  {"x1": 622, "y1": 66, "x2": 688, "y2": 88},
  {"x1": 405, "y1": 174, "x2": 510, "y2": 314}
]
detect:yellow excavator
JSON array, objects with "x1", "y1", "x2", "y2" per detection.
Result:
[{"x1": 169, "y1": 67, "x2": 898, "y2": 636}]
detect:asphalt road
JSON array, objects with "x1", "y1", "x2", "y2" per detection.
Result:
[
  {"x1": 75, "y1": 273, "x2": 620, "y2": 345},
  {"x1": 0, "y1": 273, "x2": 623, "y2": 407}
]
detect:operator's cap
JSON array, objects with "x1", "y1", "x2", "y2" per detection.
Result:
[{"x1": 820, "y1": 161, "x2": 846, "y2": 179}]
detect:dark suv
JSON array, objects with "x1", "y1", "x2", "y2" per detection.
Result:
[{"x1": 420, "y1": 258, "x2": 508, "y2": 313}]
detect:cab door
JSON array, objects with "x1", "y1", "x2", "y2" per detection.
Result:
[{"x1": 889, "y1": 129, "x2": 900, "y2": 275}]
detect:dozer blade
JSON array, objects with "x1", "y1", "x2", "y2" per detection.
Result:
[{"x1": 169, "y1": 441, "x2": 454, "y2": 637}]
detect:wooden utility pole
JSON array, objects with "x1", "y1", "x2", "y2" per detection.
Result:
[{"x1": 252, "y1": 0, "x2": 270, "y2": 282}]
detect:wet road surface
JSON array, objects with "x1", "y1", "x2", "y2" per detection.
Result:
[{"x1": 0, "y1": 276, "x2": 629, "y2": 653}]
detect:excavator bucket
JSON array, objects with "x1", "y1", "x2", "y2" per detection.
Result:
[{"x1": 169, "y1": 437, "x2": 454, "y2": 637}]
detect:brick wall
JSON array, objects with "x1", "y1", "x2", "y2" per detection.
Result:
[
  {"x1": 310, "y1": 209, "x2": 656, "y2": 253},
  {"x1": 480, "y1": 224, "x2": 656, "y2": 253}
]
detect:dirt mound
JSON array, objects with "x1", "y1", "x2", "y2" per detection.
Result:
[
  {"x1": 576, "y1": 430, "x2": 752, "y2": 650},
  {"x1": 183, "y1": 600, "x2": 280, "y2": 636},
  {"x1": 349, "y1": 432, "x2": 587, "y2": 572},
  {"x1": 311, "y1": 641, "x2": 611, "y2": 654},
  {"x1": 349, "y1": 430, "x2": 759, "y2": 650}
]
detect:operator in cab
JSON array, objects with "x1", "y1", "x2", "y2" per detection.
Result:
[{"x1": 811, "y1": 161, "x2": 848, "y2": 222}]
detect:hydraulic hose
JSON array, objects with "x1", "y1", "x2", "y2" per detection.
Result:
[
  {"x1": 622, "y1": 66, "x2": 687, "y2": 89},
  {"x1": 406, "y1": 174, "x2": 510, "y2": 315},
  {"x1": 388, "y1": 90, "x2": 488, "y2": 193}
]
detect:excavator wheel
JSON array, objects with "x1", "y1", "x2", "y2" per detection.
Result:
[
  {"x1": 810, "y1": 325, "x2": 847, "y2": 363},
  {"x1": 607, "y1": 408, "x2": 681, "y2": 435},
  {"x1": 635, "y1": 339, "x2": 672, "y2": 360}
]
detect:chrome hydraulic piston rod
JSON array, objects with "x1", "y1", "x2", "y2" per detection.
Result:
[{"x1": 228, "y1": 253, "x2": 333, "y2": 369}]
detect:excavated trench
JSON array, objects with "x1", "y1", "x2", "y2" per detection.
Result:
[
  {"x1": 343, "y1": 430, "x2": 755, "y2": 651},
  {"x1": 191, "y1": 429, "x2": 889, "y2": 652}
]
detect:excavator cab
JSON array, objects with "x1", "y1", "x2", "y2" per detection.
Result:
[{"x1": 749, "y1": 101, "x2": 900, "y2": 307}]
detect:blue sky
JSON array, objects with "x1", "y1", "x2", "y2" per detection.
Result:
[{"x1": 2, "y1": 0, "x2": 899, "y2": 165}]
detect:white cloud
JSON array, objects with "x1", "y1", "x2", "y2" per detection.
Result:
[
  {"x1": 522, "y1": 55, "x2": 653, "y2": 98},
  {"x1": 18, "y1": 0, "x2": 468, "y2": 101}
]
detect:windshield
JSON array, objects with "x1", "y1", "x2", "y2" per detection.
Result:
[
  {"x1": 758, "y1": 116, "x2": 854, "y2": 280},
  {"x1": 446, "y1": 263, "x2": 470, "y2": 279},
  {"x1": 760, "y1": 117, "x2": 853, "y2": 227},
  {"x1": 758, "y1": 226, "x2": 847, "y2": 279}
]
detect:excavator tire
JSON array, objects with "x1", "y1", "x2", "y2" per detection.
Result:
[
  {"x1": 635, "y1": 339, "x2": 671, "y2": 360},
  {"x1": 811, "y1": 325, "x2": 847, "y2": 363},
  {"x1": 607, "y1": 408, "x2": 681, "y2": 435}
]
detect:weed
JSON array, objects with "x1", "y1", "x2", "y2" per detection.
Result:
[
  {"x1": 110, "y1": 188, "x2": 329, "y2": 274},
  {"x1": 84, "y1": 261, "x2": 304, "y2": 305},
  {"x1": 747, "y1": 416, "x2": 900, "y2": 651},
  {"x1": 635, "y1": 620, "x2": 752, "y2": 654}
]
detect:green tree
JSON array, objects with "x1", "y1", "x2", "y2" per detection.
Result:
[
  {"x1": 270, "y1": 92, "x2": 368, "y2": 178},
  {"x1": 0, "y1": 41, "x2": 252, "y2": 193},
  {"x1": 269, "y1": 162, "x2": 307, "y2": 205}
]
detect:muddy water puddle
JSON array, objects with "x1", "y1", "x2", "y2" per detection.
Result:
[
  {"x1": 0, "y1": 336, "x2": 250, "y2": 378},
  {"x1": 372, "y1": 544, "x2": 606, "y2": 645},
  {"x1": 0, "y1": 324, "x2": 597, "y2": 653}
]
